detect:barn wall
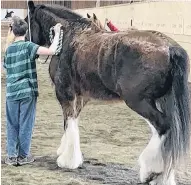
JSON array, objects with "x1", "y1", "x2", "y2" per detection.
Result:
[
  {"x1": 1, "y1": 1, "x2": 137, "y2": 19},
  {"x1": 1, "y1": 1, "x2": 71, "y2": 9},
  {"x1": 1, "y1": 0, "x2": 136, "y2": 9}
]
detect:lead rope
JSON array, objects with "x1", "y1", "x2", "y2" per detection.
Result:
[
  {"x1": 27, "y1": 0, "x2": 44, "y2": 63},
  {"x1": 40, "y1": 26, "x2": 64, "y2": 64},
  {"x1": 27, "y1": 0, "x2": 31, "y2": 42},
  {"x1": 49, "y1": 26, "x2": 64, "y2": 55}
]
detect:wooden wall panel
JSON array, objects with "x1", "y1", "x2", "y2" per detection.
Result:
[{"x1": 1, "y1": 0, "x2": 146, "y2": 10}]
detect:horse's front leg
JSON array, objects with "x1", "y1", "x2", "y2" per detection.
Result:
[{"x1": 57, "y1": 96, "x2": 88, "y2": 169}]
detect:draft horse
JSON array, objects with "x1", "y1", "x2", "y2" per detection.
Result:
[{"x1": 26, "y1": 1, "x2": 190, "y2": 185}]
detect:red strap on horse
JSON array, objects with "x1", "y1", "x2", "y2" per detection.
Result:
[{"x1": 107, "y1": 21, "x2": 119, "y2": 32}]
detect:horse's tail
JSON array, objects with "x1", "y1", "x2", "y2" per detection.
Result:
[{"x1": 158, "y1": 46, "x2": 190, "y2": 178}]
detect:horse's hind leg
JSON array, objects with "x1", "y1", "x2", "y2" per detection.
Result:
[
  {"x1": 149, "y1": 170, "x2": 176, "y2": 185},
  {"x1": 138, "y1": 119, "x2": 164, "y2": 183},
  {"x1": 140, "y1": 120, "x2": 176, "y2": 185},
  {"x1": 124, "y1": 97, "x2": 174, "y2": 184},
  {"x1": 56, "y1": 95, "x2": 88, "y2": 169}
]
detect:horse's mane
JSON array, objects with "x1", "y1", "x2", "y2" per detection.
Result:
[
  {"x1": 45, "y1": 4, "x2": 82, "y2": 19},
  {"x1": 43, "y1": 4, "x2": 90, "y2": 25},
  {"x1": 30, "y1": 3, "x2": 92, "y2": 45}
]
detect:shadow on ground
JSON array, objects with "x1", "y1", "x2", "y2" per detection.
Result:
[{"x1": 2, "y1": 156, "x2": 188, "y2": 185}]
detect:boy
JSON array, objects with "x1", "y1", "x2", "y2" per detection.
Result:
[{"x1": 3, "y1": 16, "x2": 62, "y2": 166}]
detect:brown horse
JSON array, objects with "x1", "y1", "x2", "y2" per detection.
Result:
[
  {"x1": 87, "y1": 13, "x2": 106, "y2": 32},
  {"x1": 87, "y1": 13, "x2": 137, "y2": 31},
  {"x1": 25, "y1": 1, "x2": 190, "y2": 185}
]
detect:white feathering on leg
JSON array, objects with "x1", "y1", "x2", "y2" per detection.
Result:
[
  {"x1": 139, "y1": 119, "x2": 165, "y2": 183},
  {"x1": 57, "y1": 117, "x2": 83, "y2": 169}
]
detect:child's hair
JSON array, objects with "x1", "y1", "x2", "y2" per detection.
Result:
[{"x1": 12, "y1": 16, "x2": 28, "y2": 36}]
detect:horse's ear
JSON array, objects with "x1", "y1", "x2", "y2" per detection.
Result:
[
  {"x1": 93, "y1": 13, "x2": 97, "y2": 21},
  {"x1": 87, "y1": 13, "x2": 91, "y2": 18},
  {"x1": 28, "y1": 1, "x2": 35, "y2": 13}
]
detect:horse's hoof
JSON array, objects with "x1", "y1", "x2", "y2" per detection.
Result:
[
  {"x1": 57, "y1": 154, "x2": 83, "y2": 169},
  {"x1": 149, "y1": 173, "x2": 164, "y2": 185},
  {"x1": 57, "y1": 155, "x2": 73, "y2": 169},
  {"x1": 145, "y1": 172, "x2": 162, "y2": 184}
]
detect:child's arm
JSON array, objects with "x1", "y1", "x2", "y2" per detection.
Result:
[
  {"x1": 4, "y1": 26, "x2": 15, "y2": 52},
  {"x1": 36, "y1": 23, "x2": 62, "y2": 56},
  {"x1": 3, "y1": 59, "x2": 6, "y2": 70},
  {"x1": 27, "y1": 23, "x2": 62, "y2": 60},
  {"x1": 2, "y1": 53, "x2": 7, "y2": 74}
]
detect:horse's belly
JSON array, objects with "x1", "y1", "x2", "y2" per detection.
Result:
[{"x1": 79, "y1": 72, "x2": 120, "y2": 100}]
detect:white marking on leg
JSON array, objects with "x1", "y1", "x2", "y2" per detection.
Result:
[
  {"x1": 57, "y1": 117, "x2": 83, "y2": 169},
  {"x1": 166, "y1": 170, "x2": 176, "y2": 185},
  {"x1": 73, "y1": 95, "x2": 77, "y2": 116},
  {"x1": 139, "y1": 119, "x2": 165, "y2": 183},
  {"x1": 57, "y1": 130, "x2": 66, "y2": 156}
]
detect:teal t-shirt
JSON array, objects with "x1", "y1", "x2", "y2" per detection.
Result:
[{"x1": 4, "y1": 40, "x2": 40, "y2": 100}]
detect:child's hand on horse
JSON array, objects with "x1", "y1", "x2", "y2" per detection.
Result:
[{"x1": 54, "y1": 23, "x2": 62, "y2": 33}]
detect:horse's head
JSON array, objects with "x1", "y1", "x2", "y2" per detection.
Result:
[
  {"x1": 25, "y1": 1, "x2": 91, "y2": 45},
  {"x1": 87, "y1": 13, "x2": 105, "y2": 31},
  {"x1": 25, "y1": 1, "x2": 48, "y2": 45}
]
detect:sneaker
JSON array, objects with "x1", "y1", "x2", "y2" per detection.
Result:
[
  {"x1": 5, "y1": 157, "x2": 18, "y2": 166},
  {"x1": 17, "y1": 155, "x2": 34, "y2": 165}
]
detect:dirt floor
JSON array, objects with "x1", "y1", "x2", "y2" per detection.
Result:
[{"x1": 1, "y1": 58, "x2": 191, "y2": 185}]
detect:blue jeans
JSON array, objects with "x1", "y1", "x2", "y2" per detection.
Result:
[{"x1": 6, "y1": 96, "x2": 37, "y2": 157}]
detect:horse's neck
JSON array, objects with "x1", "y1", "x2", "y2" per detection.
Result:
[
  {"x1": 36, "y1": 12, "x2": 57, "y2": 42},
  {"x1": 37, "y1": 9, "x2": 90, "y2": 45},
  {"x1": 37, "y1": 10, "x2": 57, "y2": 29},
  {"x1": 98, "y1": 20, "x2": 104, "y2": 30}
]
